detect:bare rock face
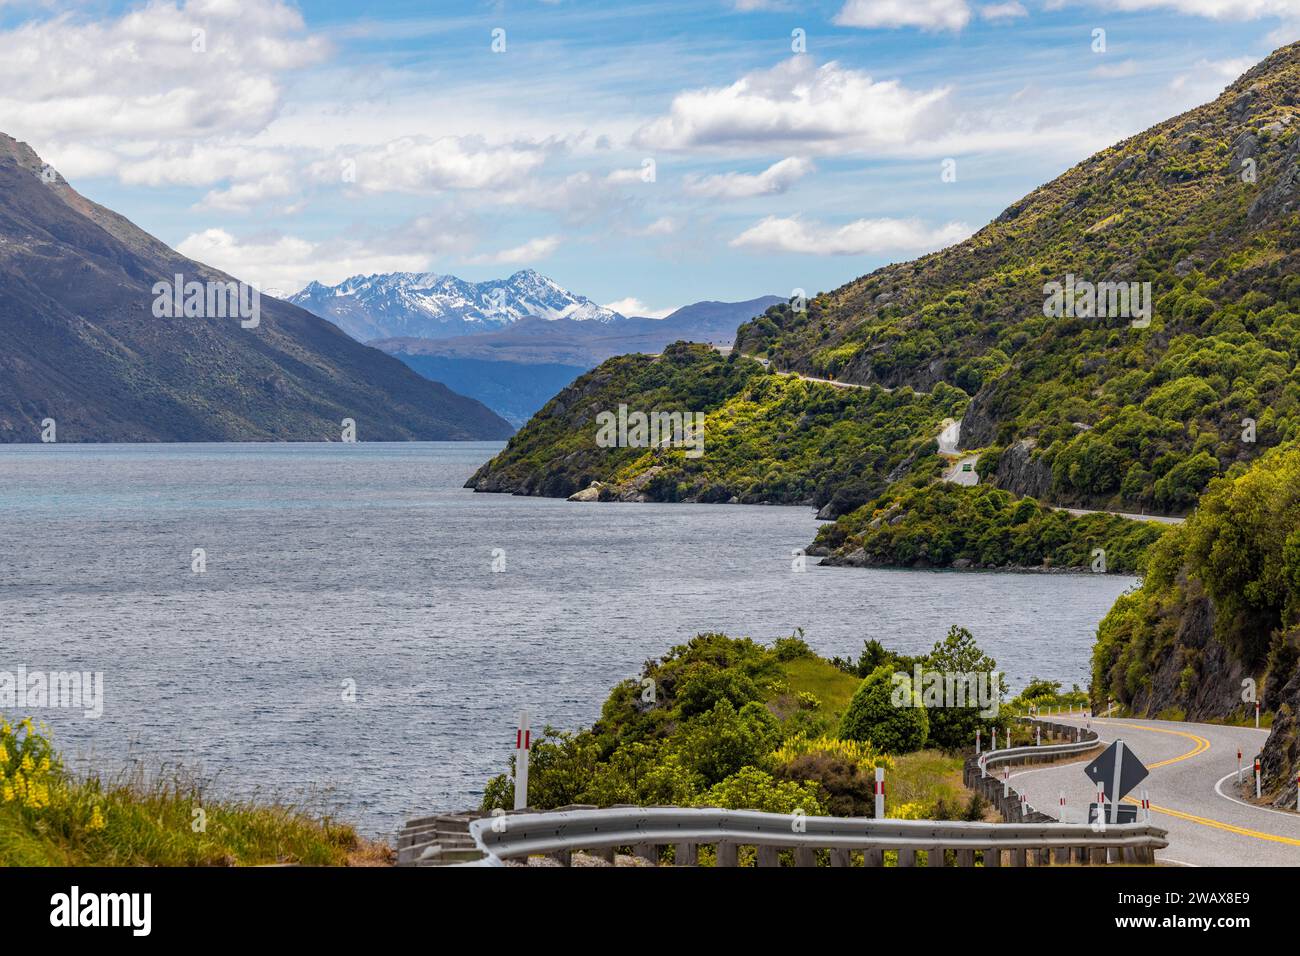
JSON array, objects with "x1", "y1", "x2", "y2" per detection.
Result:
[
  {"x1": 1260, "y1": 669, "x2": 1299, "y2": 809},
  {"x1": 991, "y1": 439, "x2": 1054, "y2": 500},
  {"x1": 1247, "y1": 135, "x2": 1300, "y2": 226}
]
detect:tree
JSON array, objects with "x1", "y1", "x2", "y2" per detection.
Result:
[
  {"x1": 922, "y1": 626, "x2": 1007, "y2": 750},
  {"x1": 838, "y1": 665, "x2": 929, "y2": 753}
]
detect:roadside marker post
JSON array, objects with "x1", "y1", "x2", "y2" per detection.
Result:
[
  {"x1": 874, "y1": 767, "x2": 885, "y2": 819},
  {"x1": 1035, "y1": 725, "x2": 1041, "y2": 747},
  {"x1": 1003, "y1": 764, "x2": 1010, "y2": 798},
  {"x1": 513, "y1": 710, "x2": 531, "y2": 811},
  {"x1": 1255, "y1": 757, "x2": 1261, "y2": 799},
  {"x1": 1141, "y1": 789, "x2": 1151, "y2": 822},
  {"x1": 976, "y1": 729, "x2": 981, "y2": 755},
  {"x1": 1238, "y1": 749, "x2": 1243, "y2": 784},
  {"x1": 1255, "y1": 701, "x2": 1260, "y2": 729},
  {"x1": 1019, "y1": 791, "x2": 1027, "y2": 819},
  {"x1": 1058, "y1": 790, "x2": 1066, "y2": 821}
]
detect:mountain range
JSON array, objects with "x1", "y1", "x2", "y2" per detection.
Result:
[
  {"x1": 0, "y1": 133, "x2": 512, "y2": 442},
  {"x1": 288, "y1": 269, "x2": 621, "y2": 341}
]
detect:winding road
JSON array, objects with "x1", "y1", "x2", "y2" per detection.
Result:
[{"x1": 1010, "y1": 714, "x2": 1299, "y2": 866}]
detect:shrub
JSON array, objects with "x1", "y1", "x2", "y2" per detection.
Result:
[{"x1": 838, "y1": 665, "x2": 929, "y2": 753}]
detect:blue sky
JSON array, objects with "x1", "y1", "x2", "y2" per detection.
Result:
[{"x1": 2, "y1": 0, "x2": 1296, "y2": 315}]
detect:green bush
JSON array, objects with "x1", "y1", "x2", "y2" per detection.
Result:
[{"x1": 839, "y1": 665, "x2": 929, "y2": 753}]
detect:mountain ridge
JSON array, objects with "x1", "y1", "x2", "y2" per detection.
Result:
[
  {"x1": 288, "y1": 268, "x2": 622, "y2": 342},
  {"x1": 0, "y1": 133, "x2": 513, "y2": 442}
]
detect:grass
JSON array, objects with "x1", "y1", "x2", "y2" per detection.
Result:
[
  {"x1": 888, "y1": 750, "x2": 985, "y2": 818},
  {"x1": 778, "y1": 656, "x2": 861, "y2": 727},
  {"x1": 0, "y1": 716, "x2": 388, "y2": 867}
]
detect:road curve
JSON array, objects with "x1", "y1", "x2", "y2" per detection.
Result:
[{"x1": 1008, "y1": 714, "x2": 1298, "y2": 866}]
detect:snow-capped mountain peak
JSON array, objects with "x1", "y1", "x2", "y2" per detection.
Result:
[{"x1": 287, "y1": 270, "x2": 623, "y2": 342}]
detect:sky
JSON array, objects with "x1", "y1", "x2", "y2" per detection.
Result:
[{"x1": 1, "y1": 0, "x2": 1297, "y2": 317}]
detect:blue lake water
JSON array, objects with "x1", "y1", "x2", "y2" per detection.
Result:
[{"x1": 0, "y1": 442, "x2": 1135, "y2": 836}]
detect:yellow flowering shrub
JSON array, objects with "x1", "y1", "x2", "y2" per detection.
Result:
[
  {"x1": 771, "y1": 735, "x2": 895, "y2": 773},
  {"x1": 0, "y1": 715, "x2": 105, "y2": 834}
]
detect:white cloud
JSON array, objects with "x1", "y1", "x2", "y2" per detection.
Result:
[
  {"x1": 1092, "y1": 60, "x2": 1141, "y2": 77},
  {"x1": 979, "y1": 1, "x2": 1029, "y2": 19},
  {"x1": 603, "y1": 297, "x2": 676, "y2": 318},
  {"x1": 0, "y1": 0, "x2": 327, "y2": 144},
  {"x1": 175, "y1": 228, "x2": 431, "y2": 293},
  {"x1": 730, "y1": 215, "x2": 971, "y2": 256},
  {"x1": 312, "y1": 136, "x2": 549, "y2": 195},
  {"x1": 833, "y1": 0, "x2": 972, "y2": 31},
  {"x1": 683, "y1": 157, "x2": 814, "y2": 199},
  {"x1": 640, "y1": 217, "x2": 681, "y2": 235},
  {"x1": 635, "y1": 57, "x2": 951, "y2": 155},
  {"x1": 1169, "y1": 55, "x2": 1261, "y2": 94},
  {"x1": 465, "y1": 235, "x2": 561, "y2": 265},
  {"x1": 1102, "y1": 0, "x2": 1300, "y2": 19}
]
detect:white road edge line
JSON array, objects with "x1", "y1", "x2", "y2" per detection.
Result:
[{"x1": 1213, "y1": 770, "x2": 1300, "y2": 820}]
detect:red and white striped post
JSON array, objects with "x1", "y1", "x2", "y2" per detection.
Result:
[
  {"x1": 1019, "y1": 791, "x2": 1027, "y2": 819},
  {"x1": 1255, "y1": 757, "x2": 1262, "y2": 799},
  {"x1": 874, "y1": 766, "x2": 885, "y2": 819},
  {"x1": 513, "y1": 710, "x2": 532, "y2": 811},
  {"x1": 1095, "y1": 782, "x2": 1106, "y2": 828},
  {"x1": 1140, "y1": 789, "x2": 1151, "y2": 823},
  {"x1": 1255, "y1": 701, "x2": 1261, "y2": 729},
  {"x1": 1003, "y1": 764, "x2": 1010, "y2": 798},
  {"x1": 1058, "y1": 790, "x2": 1066, "y2": 821},
  {"x1": 1237, "y1": 749, "x2": 1243, "y2": 784}
]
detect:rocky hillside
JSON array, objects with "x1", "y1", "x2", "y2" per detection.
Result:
[
  {"x1": 738, "y1": 43, "x2": 1300, "y2": 518},
  {"x1": 0, "y1": 134, "x2": 513, "y2": 442}
]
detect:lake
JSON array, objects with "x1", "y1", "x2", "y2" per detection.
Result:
[{"x1": 0, "y1": 442, "x2": 1135, "y2": 836}]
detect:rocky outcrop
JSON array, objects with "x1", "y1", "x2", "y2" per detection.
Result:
[
  {"x1": 1124, "y1": 589, "x2": 1255, "y2": 722},
  {"x1": 1260, "y1": 664, "x2": 1299, "y2": 808},
  {"x1": 1247, "y1": 129, "x2": 1300, "y2": 226},
  {"x1": 990, "y1": 439, "x2": 1055, "y2": 500}
]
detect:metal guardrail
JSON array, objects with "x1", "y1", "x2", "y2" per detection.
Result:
[
  {"x1": 464, "y1": 804, "x2": 1167, "y2": 867},
  {"x1": 442, "y1": 713, "x2": 1166, "y2": 867}
]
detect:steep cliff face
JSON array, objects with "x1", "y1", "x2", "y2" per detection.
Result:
[
  {"x1": 988, "y1": 439, "x2": 1055, "y2": 501},
  {"x1": 1261, "y1": 655, "x2": 1299, "y2": 807}
]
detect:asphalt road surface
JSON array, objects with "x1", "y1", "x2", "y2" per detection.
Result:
[{"x1": 1009, "y1": 714, "x2": 1299, "y2": 866}]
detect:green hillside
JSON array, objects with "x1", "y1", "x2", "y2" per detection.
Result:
[{"x1": 469, "y1": 43, "x2": 1300, "y2": 569}]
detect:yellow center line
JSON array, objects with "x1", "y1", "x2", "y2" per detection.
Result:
[
  {"x1": 1144, "y1": 803, "x2": 1300, "y2": 846},
  {"x1": 1103, "y1": 720, "x2": 1209, "y2": 767},
  {"x1": 1101, "y1": 720, "x2": 1300, "y2": 846}
]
